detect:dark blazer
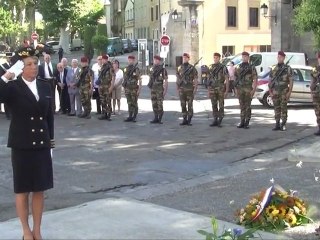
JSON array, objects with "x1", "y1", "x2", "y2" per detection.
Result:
[
  {"x1": 38, "y1": 62, "x2": 56, "y2": 79},
  {"x1": 55, "y1": 68, "x2": 68, "y2": 85},
  {"x1": 0, "y1": 77, "x2": 54, "y2": 149}
]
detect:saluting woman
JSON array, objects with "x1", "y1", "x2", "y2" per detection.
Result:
[{"x1": 0, "y1": 46, "x2": 54, "y2": 240}]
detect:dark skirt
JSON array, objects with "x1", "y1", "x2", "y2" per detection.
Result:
[{"x1": 11, "y1": 148, "x2": 53, "y2": 193}]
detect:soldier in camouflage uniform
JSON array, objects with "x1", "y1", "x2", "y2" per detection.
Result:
[
  {"x1": 78, "y1": 57, "x2": 94, "y2": 119},
  {"x1": 234, "y1": 51, "x2": 257, "y2": 129},
  {"x1": 310, "y1": 53, "x2": 320, "y2": 136},
  {"x1": 97, "y1": 54, "x2": 114, "y2": 121},
  {"x1": 148, "y1": 55, "x2": 168, "y2": 124},
  {"x1": 176, "y1": 53, "x2": 198, "y2": 126},
  {"x1": 268, "y1": 51, "x2": 293, "y2": 131},
  {"x1": 122, "y1": 55, "x2": 142, "y2": 122},
  {"x1": 207, "y1": 52, "x2": 229, "y2": 127}
]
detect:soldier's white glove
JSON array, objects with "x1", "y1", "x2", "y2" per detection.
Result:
[{"x1": 8, "y1": 60, "x2": 24, "y2": 79}]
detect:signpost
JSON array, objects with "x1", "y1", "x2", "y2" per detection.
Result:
[
  {"x1": 31, "y1": 32, "x2": 39, "y2": 48},
  {"x1": 160, "y1": 35, "x2": 170, "y2": 64},
  {"x1": 160, "y1": 35, "x2": 170, "y2": 46}
]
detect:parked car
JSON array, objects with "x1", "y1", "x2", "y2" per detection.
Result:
[
  {"x1": 221, "y1": 55, "x2": 234, "y2": 66},
  {"x1": 107, "y1": 37, "x2": 124, "y2": 56},
  {"x1": 254, "y1": 65, "x2": 314, "y2": 108},
  {"x1": 122, "y1": 39, "x2": 133, "y2": 53},
  {"x1": 130, "y1": 39, "x2": 138, "y2": 51},
  {"x1": 30, "y1": 42, "x2": 55, "y2": 55},
  {"x1": 69, "y1": 38, "x2": 83, "y2": 51},
  {"x1": 46, "y1": 41, "x2": 60, "y2": 52}
]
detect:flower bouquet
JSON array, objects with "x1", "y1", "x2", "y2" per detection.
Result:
[{"x1": 236, "y1": 185, "x2": 313, "y2": 232}]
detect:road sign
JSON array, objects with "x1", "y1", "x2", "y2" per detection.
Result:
[
  {"x1": 160, "y1": 35, "x2": 170, "y2": 46},
  {"x1": 31, "y1": 32, "x2": 39, "y2": 41}
]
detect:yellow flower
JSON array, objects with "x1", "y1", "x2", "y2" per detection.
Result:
[
  {"x1": 277, "y1": 205, "x2": 287, "y2": 218},
  {"x1": 266, "y1": 205, "x2": 277, "y2": 217},
  {"x1": 271, "y1": 209, "x2": 279, "y2": 217},
  {"x1": 285, "y1": 213, "x2": 297, "y2": 226}
]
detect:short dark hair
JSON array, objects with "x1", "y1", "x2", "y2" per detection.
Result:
[
  {"x1": 113, "y1": 59, "x2": 120, "y2": 67},
  {"x1": 230, "y1": 61, "x2": 234, "y2": 65}
]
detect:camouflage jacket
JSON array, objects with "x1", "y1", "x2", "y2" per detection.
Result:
[
  {"x1": 268, "y1": 63, "x2": 293, "y2": 91},
  {"x1": 207, "y1": 63, "x2": 229, "y2": 89},
  {"x1": 176, "y1": 63, "x2": 198, "y2": 90},
  {"x1": 123, "y1": 64, "x2": 141, "y2": 89},
  {"x1": 78, "y1": 66, "x2": 93, "y2": 89},
  {"x1": 98, "y1": 62, "x2": 114, "y2": 87},
  {"x1": 149, "y1": 64, "x2": 168, "y2": 90},
  {"x1": 311, "y1": 66, "x2": 320, "y2": 92},
  {"x1": 234, "y1": 62, "x2": 257, "y2": 89}
]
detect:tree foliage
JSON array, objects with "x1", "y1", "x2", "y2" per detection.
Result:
[
  {"x1": 293, "y1": 0, "x2": 320, "y2": 48},
  {"x1": 0, "y1": 7, "x2": 20, "y2": 38},
  {"x1": 91, "y1": 35, "x2": 108, "y2": 55},
  {"x1": 83, "y1": 26, "x2": 96, "y2": 61}
]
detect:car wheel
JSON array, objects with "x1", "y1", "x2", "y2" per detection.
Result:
[{"x1": 262, "y1": 92, "x2": 274, "y2": 108}]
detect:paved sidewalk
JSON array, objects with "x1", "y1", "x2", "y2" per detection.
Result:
[{"x1": 0, "y1": 198, "x2": 288, "y2": 240}]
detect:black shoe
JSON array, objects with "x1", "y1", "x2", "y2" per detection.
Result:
[
  {"x1": 237, "y1": 120, "x2": 245, "y2": 128},
  {"x1": 280, "y1": 121, "x2": 287, "y2": 131},
  {"x1": 217, "y1": 117, "x2": 223, "y2": 127},
  {"x1": 314, "y1": 127, "x2": 320, "y2": 136},
  {"x1": 98, "y1": 114, "x2": 108, "y2": 120},
  {"x1": 210, "y1": 118, "x2": 218, "y2": 127},
  {"x1": 68, "y1": 113, "x2": 76, "y2": 116},
  {"x1": 187, "y1": 115, "x2": 192, "y2": 126},
  {"x1": 132, "y1": 114, "x2": 137, "y2": 122},
  {"x1": 244, "y1": 119, "x2": 250, "y2": 129},
  {"x1": 150, "y1": 114, "x2": 159, "y2": 124},
  {"x1": 180, "y1": 117, "x2": 188, "y2": 126},
  {"x1": 124, "y1": 117, "x2": 132, "y2": 122},
  {"x1": 272, "y1": 121, "x2": 281, "y2": 131},
  {"x1": 78, "y1": 112, "x2": 88, "y2": 118},
  {"x1": 106, "y1": 113, "x2": 112, "y2": 121}
]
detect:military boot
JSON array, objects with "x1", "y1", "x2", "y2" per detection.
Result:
[
  {"x1": 187, "y1": 115, "x2": 193, "y2": 126},
  {"x1": 280, "y1": 120, "x2": 287, "y2": 131},
  {"x1": 237, "y1": 119, "x2": 245, "y2": 128},
  {"x1": 272, "y1": 120, "x2": 281, "y2": 131},
  {"x1": 124, "y1": 112, "x2": 133, "y2": 122},
  {"x1": 210, "y1": 118, "x2": 218, "y2": 127},
  {"x1": 150, "y1": 114, "x2": 159, "y2": 124},
  {"x1": 158, "y1": 112, "x2": 163, "y2": 124},
  {"x1": 314, "y1": 126, "x2": 320, "y2": 136},
  {"x1": 78, "y1": 112, "x2": 87, "y2": 118},
  {"x1": 179, "y1": 116, "x2": 188, "y2": 126},
  {"x1": 217, "y1": 117, "x2": 223, "y2": 128},
  {"x1": 132, "y1": 113, "x2": 137, "y2": 122},
  {"x1": 98, "y1": 113, "x2": 108, "y2": 120},
  {"x1": 244, "y1": 119, "x2": 250, "y2": 129},
  {"x1": 85, "y1": 111, "x2": 91, "y2": 119},
  {"x1": 106, "y1": 113, "x2": 112, "y2": 121}
]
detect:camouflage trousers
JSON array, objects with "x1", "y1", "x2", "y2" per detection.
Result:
[
  {"x1": 237, "y1": 88, "x2": 252, "y2": 120},
  {"x1": 79, "y1": 87, "x2": 91, "y2": 114},
  {"x1": 179, "y1": 89, "x2": 194, "y2": 118},
  {"x1": 99, "y1": 85, "x2": 112, "y2": 114},
  {"x1": 312, "y1": 92, "x2": 320, "y2": 126},
  {"x1": 209, "y1": 88, "x2": 225, "y2": 119},
  {"x1": 125, "y1": 87, "x2": 139, "y2": 115},
  {"x1": 272, "y1": 89, "x2": 288, "y2": 122},
  {"x1": 151, "y1": 89, "x2": 164, "y2": 115}
]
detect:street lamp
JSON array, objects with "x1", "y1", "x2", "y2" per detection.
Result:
[
  {"x1": 260, "y1": 3, "x2": 277, "y2": 24},
  {"x1": 171, "y1": 9, "x2": 186, "y2": 28}
]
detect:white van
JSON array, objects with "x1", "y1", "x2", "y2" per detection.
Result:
[
  {"x1": 69, "y1": 38, "x2": 82, "y2": 51},
  {"x1": 229, "y1": 52, "x2": 307, "y2": 74}
]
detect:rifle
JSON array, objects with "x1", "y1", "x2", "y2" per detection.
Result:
[
  {"x1": 207, "y1": 64, "x2": 224, "y2": 87},
  {"x1": 269, "y1": 55, "x2": 293, "y2": 90},
  {"x1": 234, "y1": 57, "x2": 260, "y2": 87},
  {"x1": 177, "y1": 57, "x2": 202, "y2": 87},
  {"x1": 96, "y1": 62, "x2": 111, "y2": 86},
  {"x1": 76, "y1": 67, "x2": 89, "y2": 88},
  {"x1": 147, "y1": 64, "x2": 165, "y2": 89},
  {"x1": 122, "y1": 62, "x2": 139, "y2": 88}
]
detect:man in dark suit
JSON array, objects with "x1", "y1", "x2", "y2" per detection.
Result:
[
  {"x1": 0, "y1": 52, "x2": 15, "y2": 119},
  {"x1": 0, "y1": 46, "x2": 54, "y2": 240},
  {"x1": 55, "y1": 63, "x2": 70, "y2": 114},
  {"x1": 38, "y1": 54, "x2": 56, "y2": 112}
]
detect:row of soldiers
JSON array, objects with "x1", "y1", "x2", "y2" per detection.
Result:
[{"x1": 76, "y1": 51, "x2": 320, "y2": 136}]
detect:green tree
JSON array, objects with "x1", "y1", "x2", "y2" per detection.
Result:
[
  {"x1": 0, "y1": 7, "x2": 19, "y2": 38},
  {"x1": 91, "y1": 35, "x2": 108, "y2": 55},
  {"x1": 293, "y1": 0, "x2": 320, "y2": 48},
  {"x1": 83, "y1": 26, "x2": 96, "y2": 62}
]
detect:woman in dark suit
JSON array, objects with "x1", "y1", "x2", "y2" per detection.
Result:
[{"x1": 0, "y1": 47, "x2": 54, "y2": 240}]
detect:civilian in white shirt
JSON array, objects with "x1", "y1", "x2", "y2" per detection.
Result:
[
  {"x1": 111, "y1": 60, "x2": 123, "y2": 114},
  {"x1": 91, "y1": 56, "x2": 102, "y2": 114}
]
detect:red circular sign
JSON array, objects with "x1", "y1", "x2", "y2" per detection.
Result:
[
  {"x1": 31, "y1": 33, "x2": 39, "y2": 40},
  {"x1": 160, "y1": 35, "x2": 170, "y2": 46}
]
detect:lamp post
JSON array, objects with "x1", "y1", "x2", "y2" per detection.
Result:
[
  {"x1": 104, "y1": 0, "x2": 111, "y2": 37},
  {"x1": 171, "y1": 9, "x2": 186, "y2": 28},
  {"x1": 260, "y1": 3, "x2": 277, "y2": 24}
]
